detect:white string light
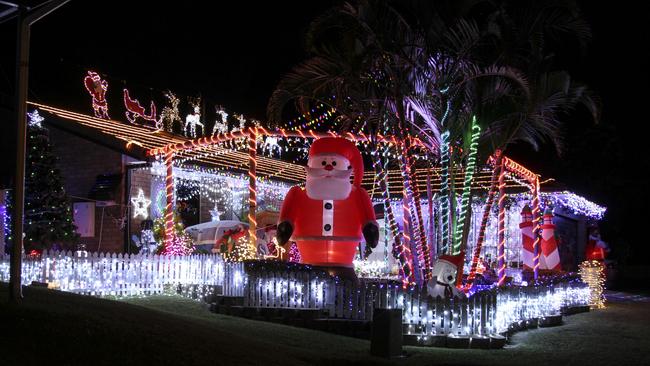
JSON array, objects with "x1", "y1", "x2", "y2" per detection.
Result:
[{"x1": 131, "y1": 188, "x2": 151, "y2": 219}]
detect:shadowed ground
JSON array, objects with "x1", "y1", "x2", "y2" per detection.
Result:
[{"x1": 1, "y1": 283, "x2": 648, "y2": 366}]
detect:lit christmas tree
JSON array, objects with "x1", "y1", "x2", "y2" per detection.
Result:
[
  {"x1": 152, "y1": 208, "x2": 195, "y2": 255},
  {"x1": 24, "y1": 111, "x2": 79, "y2": 251},
  {"x1": 288, "y1": 242, "x2": 301, "y2": 263}
]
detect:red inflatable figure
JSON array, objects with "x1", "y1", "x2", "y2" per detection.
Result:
[
  {"x1": 277, "y1": 138, "x2": 378, "y2": 272},
  {"x1": 586, "y1": 226, "x2": 609, "y2": 261}
]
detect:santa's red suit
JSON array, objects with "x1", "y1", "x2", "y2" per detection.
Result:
[
  {"x1": 278, "y1": 137, "x2": 377, "y2": 268},
  {"x1": 585, "y1": 232, "x2": 607, "y2": 261},
  {"x1": 280, "y1": 185, "x2": 376, "y2": 266}
]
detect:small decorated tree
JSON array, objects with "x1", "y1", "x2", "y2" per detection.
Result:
[
  {"x1": 153, "y1": 208, "x2": 194, "y2": 255},
  {"x1": 24, "y1": 111, "x2": 79, "y2": 251}
]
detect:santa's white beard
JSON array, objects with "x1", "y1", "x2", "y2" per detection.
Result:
[{"x1": 306, "y1": 170, "x2": 352, "y2": 200}]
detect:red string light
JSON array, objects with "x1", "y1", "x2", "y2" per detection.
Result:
[
  {"x1": 403, "y1": 137, "x2": 432, "y2": 281},
  {"x1": 247, "y1": 128, "x2": 258, "y2": 250},
  {"x1": 163, "y1": 152, "x2": 175, "y2": 251},
  {"x1": 464, "y1": 153, "x2": 502, "y2": 291},
  {"x1": 531, "y1": 177, "x2": 541, "y2": 281},
  {"x1": 497, "y1": 161, "x2": 507, "y2": 286},
  {"x1": 83, "y1": 71, "x2": 109, "y2": 119}
]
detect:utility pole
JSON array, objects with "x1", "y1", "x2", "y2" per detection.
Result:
[{"x1": 10, "y1": 0, "x2": 70, "y2": 303}]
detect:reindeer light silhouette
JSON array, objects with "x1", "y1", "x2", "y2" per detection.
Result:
[
  {"x1": 184, "y1": 98, "x2": 204, "y2": 138},
  {"x1": 212, "y1": 107, "x2": 229, "y2": 135},
  {"x1": 212, "y1": 107, "x2": 228, "y2": 135},
  {"x1": 160, "y1": 91, "x2": 181, "y2": 132}
]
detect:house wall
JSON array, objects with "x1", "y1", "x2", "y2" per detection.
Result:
[
  {"x1": 128, "y1": 168, "x2": 154, "y2": 252},
  {"x1": 48, "y1": 126, "x2": 125, "y2": 253}
]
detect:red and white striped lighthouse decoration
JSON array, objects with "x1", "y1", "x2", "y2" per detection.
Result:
[
  {"x1": 520, "y1": 204, "x2": 535, "y2": 270},
  {"x1": 540, "y1": 207, "x2": 561, "y2": 270}
]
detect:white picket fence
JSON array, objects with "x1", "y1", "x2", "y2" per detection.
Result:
[
  {"x1": 0, "y1": 251, "x2": 591, "y2": 337},
  {"x1": 0, "y1": 251, "x2": 225, "y2": 297}
]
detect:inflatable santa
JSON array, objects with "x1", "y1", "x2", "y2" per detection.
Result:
[{"x1": 277, "y1": 137, "x2": 378, "y2": 273}]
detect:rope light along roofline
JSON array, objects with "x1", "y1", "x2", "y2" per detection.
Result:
[
  {"x1": 147, "y1": 127, "x2": 425, "y2": 157},
  {"x1": 28, "y1": 102, "x2": 184, "y2": 149},
  {"x1": 31, "y1": 101, "x2": 546, "y2": 195},
  {"x1": 489, "y1": 154, "x2": 538, "y2": 183}
]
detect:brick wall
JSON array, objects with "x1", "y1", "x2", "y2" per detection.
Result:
[
  {"x1": 129, "y1": 168, "x2": 153, "y2": 248},
  {"x1": 48, "y1": 126, "x2": 126, "y2": 253}
]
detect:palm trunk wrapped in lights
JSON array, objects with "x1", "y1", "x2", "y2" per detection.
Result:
[
  {"x1": 371, "y1": 142, "x2": 415, "y2": 286},
  {"x1": 163, "y1": 151, "x2": 175, "y2": 251},
  {"x1": 531, "y1": 177, "x2": 542, "y2": 281},
  {"x1": 426, "y1": 170, "x2": 436, "y2": 259},
  {"x1": 404, "y1": 136, "x2": 433, "y2": 280},
  {"x1": 452, "y1": 118, "x2": 480, "y2": 255},
  {"x1": 465, "y1": 151, "x2": 502, "y2": 289},
  {"x1": 438, "y1": 131, "x2": 451, "y2": 255},
  {"x1": 497, "y1": 159, "x2": 507, "y2": 286},
  {"x1": 247, "y1": 128, "x2": 258, "y2": 252},
  {"x1": 398, "y1": 149, "x2": 420, "y2": 282}
]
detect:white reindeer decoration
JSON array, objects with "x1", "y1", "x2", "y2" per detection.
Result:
[
  {"x1": 212, "y1": 107, "x2": 229, "y2": 135},
  {"x1": 184, "y1": 98, "x2": 204, "y2": 138}
]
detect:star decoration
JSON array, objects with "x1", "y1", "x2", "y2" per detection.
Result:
[
  {"x1": 28, "y1": 110, "x2": 44, "y2": 128},
  {"x1": 131, "y1": 188, "x2": 151, "y2": 219}
]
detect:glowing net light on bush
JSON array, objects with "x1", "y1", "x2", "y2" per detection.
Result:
[
  {"x1": 353, "y1": 259, "x2": 390, "y2": 278},
  {"x1": 493, "y1": 283, "x2": 591, "y2": 333},
  {"x1": 223, "y1": 237, "x2": 257, "y2": 262},
  {"x1": 162, "y1": 233, "x2": 194, "y2": 256},
  {"x1": 579, "y1": 260, "x2": 606, "y2": 309}
]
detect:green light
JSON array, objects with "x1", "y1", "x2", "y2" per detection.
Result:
[
  {"x1": 452, "y1": 117, "x2": 480, "y2": 255},
  {"x1": 439, "y1": 131, "x2": 450, "y2": 254}
]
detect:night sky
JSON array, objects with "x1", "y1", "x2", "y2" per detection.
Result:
[{"x1": 1, "y1": 1, "x2": 648, "y2": 263}]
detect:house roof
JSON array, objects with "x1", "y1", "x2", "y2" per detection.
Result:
[{"x1": 30, "y1": 101, "x2": 540, "y2": 197}]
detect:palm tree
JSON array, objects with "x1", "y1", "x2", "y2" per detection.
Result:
[
  {"x1": 268, "y1": 0, "x2": 599, "y2": 287},
  {"x1": 459, "y1": 0, "x2": 600, "y2": 285},
  {"x1": 268, "y1": 0, "x2": 432, "y2": 284}
]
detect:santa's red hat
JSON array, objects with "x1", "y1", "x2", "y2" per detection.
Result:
[
  {"x1": 438, "y1": 254, "x2": 464, "y2": 268},
  {"x1": 309, "y1": 137, "x2": 364, "y2": 188}
]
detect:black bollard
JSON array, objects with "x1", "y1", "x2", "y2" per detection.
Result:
[{"x1": 370, "y1": 308, "x2": 403, "y2": 358}]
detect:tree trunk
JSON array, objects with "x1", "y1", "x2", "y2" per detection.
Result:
[
  {"x1": 371, "y1": 141, "x2": 414, "y2": 286},
  {"x1": 439, "y1": 132, "x2": 451, "y2": 255},
  {"x1": 453, "y1": 119, "x2": 480, "y2": 255},
  {"x1": 426, "y1": 171, "x2": 435, "y2": 260},
  {"x1": 497, "y1": 160, "x2": 507, "y2": 286},
  {"x1": 394, "y1": 101, "x2": 429, "y2": 284},
  {"x1": 465, "y1": 152, "x2": 503, "y2": 289},
  {"x1": 403, "y1": 137, "x2": 432, "y2": 280},
  {"x1": 455, "y1": 198, "x2": 473, "y2": 287}
]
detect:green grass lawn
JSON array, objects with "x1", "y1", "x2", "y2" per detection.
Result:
[{"x1": 1, "y1": 283, "x2": 649, "y2": 366}]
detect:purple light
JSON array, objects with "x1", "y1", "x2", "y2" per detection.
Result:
[{"x1": 540, "y1": 191, "x2": 606, "y2": 220}]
